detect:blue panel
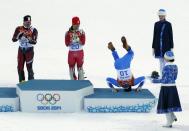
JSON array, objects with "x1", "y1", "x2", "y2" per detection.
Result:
[
  {"x1": 85, "y1": 88, "x2": 155, "y2": 99},
  {"x1": 86, "y1": 100, "x2": 157, "y2": 113},
  {"x1": 0, "y1": 88, "x2": 18, "y2": 98},
  {"x1": 17, "y1": 79, "x2": 93, "y2": 91},
  {"x1": 0, "y1": 105, "x2": 14, "y2": 112}
]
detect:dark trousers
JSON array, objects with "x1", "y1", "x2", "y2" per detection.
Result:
[{"x1": 17, "y1": 47, "x2": 34, "y2": 82}]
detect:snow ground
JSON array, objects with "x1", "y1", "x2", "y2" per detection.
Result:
[
  {"x1": 0, "y1": 0, "x2": 189, "y2": 130},
  {"x1": 0, "y1": 83, "x2": 188, "y2": 131}
]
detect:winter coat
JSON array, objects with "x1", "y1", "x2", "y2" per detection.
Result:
[{"x1": 152, "y1": 20, "x2": 174, "y2": 58}]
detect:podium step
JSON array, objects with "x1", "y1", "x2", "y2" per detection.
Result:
[
  {"x1": 84, "y1": 88, "x2": 156, "y2": 113},
  {"x1": 17, "y1": 79, "x2": 94, "y2": 112},
  {"x1": 0, "y1": 87, "x2": 19, "y2": 112}
]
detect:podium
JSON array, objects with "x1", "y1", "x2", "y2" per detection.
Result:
[
  {"x1": 1, "y1": 80, "x2": 157, "y2": 113},
  {"x1": 17, "y1": 79, "x2": 93, "y2": 112},
  {"x1": 84, "y1": 88, "x2": 156, "y2": 113},
  {"x1": 0, "y1": 87, "x2": 19, "y2": 112}
]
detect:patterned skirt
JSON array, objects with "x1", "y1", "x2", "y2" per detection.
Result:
[{"x1": 157, "y1": 85, "x2": 182, "y2": 114}]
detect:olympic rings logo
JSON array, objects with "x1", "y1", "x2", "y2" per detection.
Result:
[{"x1": 36, "y1": 93, "x2": 61, "y2": 105}]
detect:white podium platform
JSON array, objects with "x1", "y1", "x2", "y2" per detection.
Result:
[
  {"x1": 17, "y1": 79, "x2": 93, "y2": 112},
  {"x1": 0, "y1": 87, "x2": 19, "y2": 112},
  {"x1": 84, "y1": 88, "x2": 156, "y2": 113}
]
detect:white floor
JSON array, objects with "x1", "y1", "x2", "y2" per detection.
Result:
[
  {"x1": 0, "y1": 83, "x2": 188, "y2": 131},
  {"x1": 0, "y1": 0, "x2": 189, "y2": 130}
]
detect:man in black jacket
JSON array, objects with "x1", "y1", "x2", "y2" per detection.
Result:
[{"x1": 152, "y1": 9, "x2": 174, "y2": 78}]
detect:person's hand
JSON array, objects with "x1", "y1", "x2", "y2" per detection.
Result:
[
  {"x1": 76, "y1": 30, "x2": 82, "y2": 37},
  {"x1": 151, "y1": 71, "x2": 159, "y2": 79},
  {"x1": 135, "y1": 86, "x2": 142, "y2": 92}
]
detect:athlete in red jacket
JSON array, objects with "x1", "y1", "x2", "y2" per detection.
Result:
[
  {"x1": 12, "y1": 15, "x2": 38, "y2": 82},
  {"x1": 65, "y1": 16, "x2": 86, "y2": 80}
]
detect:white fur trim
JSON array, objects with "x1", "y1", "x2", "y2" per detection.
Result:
[
  {"x1": 165, "y1": 62, "x2": 175, "y2": 66},
  {"x1": 164, "y1": 53, "x2": 174, "y2": 61},
  {"x1": 161, "y1": 83, "x2": 176, "y2": 86}
]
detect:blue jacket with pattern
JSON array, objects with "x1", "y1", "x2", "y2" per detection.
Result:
[{"x1": 153, "y1": 62, "x2": 178, "y2": 85}]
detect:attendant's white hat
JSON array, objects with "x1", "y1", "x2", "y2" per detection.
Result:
[{"x1": 158, "y1": 9, "x2": 166, "y2": 16}]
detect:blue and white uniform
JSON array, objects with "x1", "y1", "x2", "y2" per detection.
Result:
[
  {"x1": 106, "y1": 47, "x2": 145, "y2": 89},
  {"x1": 152, "y1": 62, "x2": 182, "y2": 113}
]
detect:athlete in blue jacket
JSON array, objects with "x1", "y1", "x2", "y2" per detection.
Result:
[{"x1": 107, "y1": 36, "x2": 145, "y2": 92}]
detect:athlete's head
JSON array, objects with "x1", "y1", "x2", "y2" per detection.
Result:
[
  {"x1": 72, "y1": 16, "x2": 80, "y2": 30},
  {"x1": 23, "y1": 15, "x2": 31, "y2": 28}
]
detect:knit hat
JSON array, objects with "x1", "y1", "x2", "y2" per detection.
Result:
[
  {"x1": 23, "y1": 15, "x2": 31, "y2": 22},
  {"x1": 72, "y1": 16, "x2": 80, "y2": 25},
  {"x1": 164, "y1": 51, "x2": 174, "y2": 60},
  {"x1": 158, "y1": 9, "x2": 166, "y2": 16}
]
